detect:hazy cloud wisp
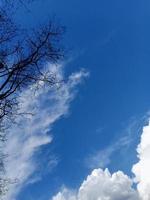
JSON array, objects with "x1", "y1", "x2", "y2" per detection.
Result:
[{"x1": 3, "y1": 64, "x2": 89, "y2": 200}]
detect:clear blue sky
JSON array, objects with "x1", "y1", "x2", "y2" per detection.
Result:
[{"x1": 9, "y1": 0, "x2": 150, "y2": 199}]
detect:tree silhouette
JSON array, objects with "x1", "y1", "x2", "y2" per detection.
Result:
[
  {"x1": 0, "y1": 0, "x2": 65, "y2": 197},
  {"x1": 0, "y1": 3, "x2": 64, "y2": 121}
]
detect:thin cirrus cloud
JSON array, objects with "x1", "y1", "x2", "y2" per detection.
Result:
[
  {"x1": 3, "y1": 64, "x2": 89, "y2": 200},
  {"x1": 85, "y1": 133, "x2": 133, "y2": 169},
  {"x1": 86, "y1": 119, "x2": 141, "y2": 169},
  {"x1": 52, "y1": 120, "x2": 150, "y2": 200}
]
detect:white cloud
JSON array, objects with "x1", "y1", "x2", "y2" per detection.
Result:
[
  {"x1": 132, "y1": 121, "x2": 150, "y2": 200},
  {"x1": 3, "y1": 64, "x2": 89, "y2": 200},
  {"x1": 52, "y1": 120, "x2": 150, "y2": 200},
  {"x1": 52, "y1": 169, "x2": 138, "y2": 200},
  {"x1": 52, "y1": 188, "x2": 77, "y2": 200},
  {"x1": 78, "y1": 169, "x2": 137, "y2": 200}
]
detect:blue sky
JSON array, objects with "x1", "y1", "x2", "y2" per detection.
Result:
[{"x1": 4, "y1": 0, "x2": 150, "y2": 200}]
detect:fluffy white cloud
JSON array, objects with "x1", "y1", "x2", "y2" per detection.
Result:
[
  {"x1": 78, "y1": 169, "x2": 138, "y2": 200},
  {"x1": 3, "y1": 64, "x2": 89, "y2": 200},
  {"x1": 52, "y1": 169, "x2": 138, "y2": 200},
  {"x1": 132, "y1": 122, "x2": 150, "y2": 200},
  {"x1": 52, "y1": 188, "x2": 77, "y2": 200},
  {"x1": 52, "y1": 121, "x2": 150, "y2": 200}
]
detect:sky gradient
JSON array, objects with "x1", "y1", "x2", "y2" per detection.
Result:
[{"x1": 3, "y1": 0, "x2": 150, "y2": 200}]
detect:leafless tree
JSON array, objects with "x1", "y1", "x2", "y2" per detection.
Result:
[
  {"x1": 0, "y1": 3, "x2": 64, "y2": 121},
  {"x1": 0, "y1": 0, "x2": 65, "y2": 197}
]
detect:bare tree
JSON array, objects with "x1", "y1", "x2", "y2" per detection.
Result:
[
  {"x1": 0, "y1": 1, "x2": 65, "y2": 197},
  {"x1": 0, "y1": 4, "x2": 64, "y2": 121}
]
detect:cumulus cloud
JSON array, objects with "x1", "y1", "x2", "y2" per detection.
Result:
[
  {"x1": 52, "y1": 121, "x2": 150, "y2": 200},
  {"x1": 52, "y1": 169, "x2": 138, "y2": 200},
  {"x1": 3, "y1": 64, "x2": 89, "y2": 200},
  {"x1": 52, "y1": 188, "x2": 77, "y2": 200},
  {"x1": 132, "y1": 121, "x2": 150, "y2": 200}
]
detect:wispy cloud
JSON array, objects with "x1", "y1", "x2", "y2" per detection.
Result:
[
  {"x1": 85, "y1": 135, "x2": 131, "y2": 169},
  {"x1": 85, "y1": 119, "x2": 140, "y2": 169},
  {"x1": 3, "y1": 64, "x2": 89, "y2": 200}
]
